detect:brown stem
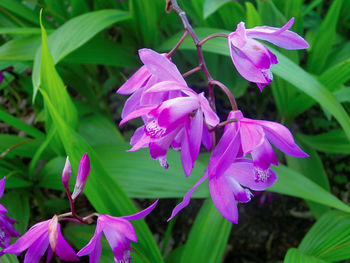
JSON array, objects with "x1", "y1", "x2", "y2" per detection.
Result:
[
  {"x1": 208, "y1": 118, "x2": 238, "y2": 132},
  {"x1": 167, "y1": 30, "x2": 188, "y2": 57},
  {"x1": 209, "y1": 80, "x2": 238, "y2": 111},
  {"x1": 169, "y1": 0, "x2": 216, "y2": 110},
  {"x1": 198, "y1": 33, "x2": 228, "y2": 46},
  {"x1": 182, "y1": 66, "x2": 201, "y2": 78},
  {"x1": 65, "y1": 188, "x2": 85, "y2": 224}
]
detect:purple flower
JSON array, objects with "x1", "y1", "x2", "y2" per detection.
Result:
[
  {"x1": 72, "y1": 153, "x2": 91, "y2": 200},
  {"x1": 61, "y1": 156, "x2": 71, "y2": 191},
  {"x1": 168, "y1": 110, "x2": 308, "y2": 223},
  {"x1": 120, "y1": 82, "x2": 219, "y2": 176},
  {"x1": 77, "y1": 200, "x2": 158, "y2": 263},
  {"x1": 0, "y1": 71, "x2": 3, "y2": 85},
  {"x1": 0, "y1": 177, "x2": 20, "y2": 251},
  {"x1": 228, "y1": 18, "x2": 309, "y2": 91},
  {"x1": 117, "y1": 49, "x2": 184, "y2": 119},
  {"x1": 3, "y1": 215, "x2": 78, "y2": 262}
]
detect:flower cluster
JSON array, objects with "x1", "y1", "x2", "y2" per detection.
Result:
[
  {"x1": 2, "y1": 154, "x2": 157, "y2": 262},
  {"x1": 119, "y1": 18, "x2": 309, "y2": 223}
]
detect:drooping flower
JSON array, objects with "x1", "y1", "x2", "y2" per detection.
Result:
[
  {"x1": 228, "y1": 17, "x2": 309, "y2": 91},
  {"x1": 120, "y1": 81, "x2": 219, "y2": 176},
  {"x1": 3, "y1": 215, "x2": 78, "y2": 263},
  {"x1": 0, "y1": 178, "x2": 20, "y2": 251},
  {"x1": 169, "y1": 110, "x2": 308, "y2": 223},
  {"x1": 72, "y1": 153, "x2": 91, "y2": 199},
  {"x1": 77, "y1": 200, "x2": 158, "y2": 263}
]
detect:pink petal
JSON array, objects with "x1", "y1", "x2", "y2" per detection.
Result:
[
  {"x1": 121, "y1": 88, "x2": 143, "y2": 119},
  {"x1": 198, "y1": 93, "x2": 219, "y2": 127},
  {"x1": 181, "y1": 111, "x2": 203, "y2": 177},
  {"x1": 122, "y1": 200, "x2": 158, "y2": 221},
  {"x1": 23, "y1": 233, "x2": 49, "y2": 263},
  {"x1": 229, "y1": 22, "x2": 247, "y2": 49},
  {"x1": 226, "y1": 160, "x2": 277, "y2": 191},
  {"x1": 99, "y1": 215, "x2": 137, "y2": 242},
  {"x1": 209, "y1": 174, "x2": 239, "y2": 223},
  {"x1": 202, "y1": 122, "x2": 213, "y2": 151},
  {"x1": 117, "y1": 66, "x2": 151, "y2": 95},
  {"x1": 55, "y1": 224, "x2": 79, "y2": 261},
  {"x1": 251, "y1": 139, "x2": 279, "y2": 170},
  {"x1": 148, "y1": 127, "x2": 180, "y2": 161},
  {"x1": 120, "y1": 106, "x2": 155, "y2": 125},
  {"x1": 142, "y1": 81, "x2": 195, "y2": 98},
  {"x1": 226, "y1": 176, "x2": 252, "y2": 203},
  {"x1": 239, "y1": 121, "x2": 264, "y2": 155},
  {"x1": 138, "y1": 49, "x2": 186, "y2": 85},
  {"x1": 246, "y1": 18, "x2": 309, "y2": 49},
  {"x1": 77, "y1": 222, "x2": 103, "y2": 257},
  {"x1": 207, "y1": 122, "x2": 240, "y2": 179},
  {"x1": 0, "y1": 203, "x2": 7, "y2": 213},
  {"x1": 103, "y1": 225, "x2": 131, "y2": 260},
  {"x1": 257, "y1": 120, "x2": 309, "y2": 157},
  {"x1": 168, "y1": 173, "x2": 208, "y2": 221},
  {"x1": 0, "y1": 177, "x2": 5, "y2": 198}
]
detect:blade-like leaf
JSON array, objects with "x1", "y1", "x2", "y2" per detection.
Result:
[
  {"x1": 203, "y1": 0, "x2": 232, "y2": 19},
  {"x1": 284, "y1": 248, "x2": 326, "y2": 263}
]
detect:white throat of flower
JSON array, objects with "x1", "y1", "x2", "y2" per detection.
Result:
[
  {"x1": 254, "y1": 167, "x2": 270, "y2": 183},
  {"x1": 145, "y1": 120, "x2": 166, "y2": 138},
  {"x1": 115, "y1": 250, "x2": 131, "y2": 263}
]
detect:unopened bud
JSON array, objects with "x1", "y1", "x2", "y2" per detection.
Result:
[
  {"x1": 48, "y1": 215, "x2": 58, "y2": 252},
  {"x1": 71, "y1": 153, "x2": 91, "y2": 200},
  {"x1": 62, "y1": 157, "x2": 71, "y2": 190}
]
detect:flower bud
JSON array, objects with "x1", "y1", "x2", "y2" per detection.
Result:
[
  {"x1": 62, "y1": 157, "x2": 71, "y2": 191},
  {"x1": 72, "y1": 153, "x2": 91, "y2": 200}
]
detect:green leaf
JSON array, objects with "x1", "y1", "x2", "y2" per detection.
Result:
[
  {"x1": 307, "y1": 0, "x2": 344, "y2": 74},
  {"x1": 0, "y1": 254, "x2": 20, "y2": 263},
  {"x1": 203, "y1": 0, "x2": 232, "y2": 19},
  {"x1": 63, "y1": 37, "x2": 138, "y2": 68},
  {"x1": 284, "y1": 248, "x2": 326, "y2": 263},
  {"x1": 245, "y1": 2, "x2": 262, "y2": 28},
  {"x1": 160, "y1": 28, "x2": 350, "y2": 142},
  {"x1": 299, "y1": 211, "x2": 350, "y2": 262},
  {"x1": 0, "y1": 0, "x2": 39, "y2": 25},
  {"x1": 0, "y1": 27, "x2": 42, "y2": 35},
  {"x1": 33, "y1": 9, "x2": 131, "y2": 99},
  {"x1": 0, "y1": 110, "x2": 45, "y2": 139},
  {"x1": 0, "y1": 35, "x2": 41, "y2": 61},
  {"x1": 180, "y1": 199, "x2": 232, "y2": 263},
  {"x1": 269, "y1": 165, "x2": 350, "y2": 214},
  {"x1": 297, "y1": 130, "x2": 350, "y2": 154},
  {"x1": 39, "y1": 13, "x2": 78, "y2": 130}
]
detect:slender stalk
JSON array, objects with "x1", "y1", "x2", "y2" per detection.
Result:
[
  {"x1": 198, "y1": 33, "x2": 228, "y2": 46},
  {"x1": 182, "y1": 66, "x2": 201, "y2": 78},
  {"x1": 209, "y1": 80, "x2": 238, "y2": 111},
  {"x1": 65, "y1": 188, "x2": 85, "y2": 224},
  {"x1": 169, "y1": 0, "x2": 216, "y2": 109},
  {"x1": 167, "y1": 30, "x2": 188, "y2": 57},
  {"x1": 208, "y1": 118, "x2": 238, "y2": 132}
]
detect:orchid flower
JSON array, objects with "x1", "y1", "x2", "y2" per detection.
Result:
[
  {"x1": 3, "y1": 215, "x2": 78, "y2": 263},
  {"x1": 77, "y1": 200, "x2": 158, "y2": 263},
  {"x1": 228, "y1": 17, "x2": 309, "y2": 91},
  {"x1": 120, "y1": 82, "x2": 219, "y2": 176},
  {"x1": 169, "y1": 110, "x2": 307, "y2": 223},
  {"x1": 117, "y1": 49, "x2": 184, "y2": 119},
  {"x1": 0, "y1": 178, "x2": 20, "y2": 251},
  {"x1": 72, "y1": 153, "x2": 91, "y2": 200}
]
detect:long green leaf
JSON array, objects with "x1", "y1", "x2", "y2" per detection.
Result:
[
  {"x1": 284, "y1": 248, "x2": 325, "y2": 263},
  {"x1": 299, "y1": 211, "x2": 350, "y2": 262},
  {"x1": 203, "y1": 0, "x2": 232, "y2": 19},
  {"x1": 0, "y1": 0, "x2": 39, "y2": 25},
  {"x1": 0, "y1": 35, "x2": 41, "y2": 61},
  {"x1": 33, "y1": 9, "x2": 131, "y2": 99}
]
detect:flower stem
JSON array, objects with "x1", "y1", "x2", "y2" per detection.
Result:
[
  {"x1": 65, "y1": 187, "x2": 85, "y2": 224},
  {"x1": 209, "y1": 80, "x2": 238, "y2": 111},
  {"x1": 167, "y1": 30, "x2": 188, "y2": 57},
  {"x1": 198, "y1": 33, "x2": 228, "y2": 46},
  {"x1": 209, "y1": 118, "x2": 238, "y2": 132},
  {"x1": 169, "y1": 0, "x2": 216, "y2": 110},
  {"x1": 182, "y1": 66, "x2": 201, "y2": 78}
]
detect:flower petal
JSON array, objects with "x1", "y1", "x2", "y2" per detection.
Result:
[
  {"x1": 99, "y1": 215, "x2": 137, "y2": 242},
  {"x1": 23, "y1": 232, "x2": 49, "y2": 263},
  {"x1": 0, "y1": 177, "x2": 5, "y2": 198},
  {"x1": 103, "y1": 225, "x2": 131, "y2": 261},
  {"x1": 239, "y1": 121, "x2": 265, "y2": 155},
  {"x1": 55, "y1": 224, "x2": 79, "y2": 261},
  {"x1": 77, "y1": 222, "x2": 103, "y2": 258},
  {"x1": 251, "y1": 139, "x2": 279, "y2": 170},
  {"x1": 198, "y1": 93, "x2": 219, "y2": 127},
  {"x1": 121, "y1": 87, "x2": 143, "y2": 119},
  {"x1": 202, "y1": 122, "x2": 213, "y2": 151},
  {"x1": 142, "y1": 81, "x2": 195, "y2": 98},
  {"x1": 168, "y1": 173, "x2": 208, "y2": 221},
  {"x1": 257, "y1": 120, "x2": 308, "y2": 157},
  {"x1": 209, "y1": 174, "x2": 239, "y2": 223},
  {"x1": 138, "y1": 49, "x2": 186, "y2": 85},
  {"x1": 122, "y1": 200, "x2": 158, "y2": 221},
  {"x1": 227, "y1": 160, "x2": 277, "y2": 191},
  {"x1": 120, "y1": 106, "x2": 155, "y2": 125},
  {"x1": 117, "y1": 66, "x2": 151, "y2": 95},
  {"x1": 246, "y1": 18, "x2": 309, "y2": 49}
]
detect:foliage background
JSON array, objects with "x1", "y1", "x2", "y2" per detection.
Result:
[{"x1": 0, "y1": 0, "x2": 349, "y2": 262}]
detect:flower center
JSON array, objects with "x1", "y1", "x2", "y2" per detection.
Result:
[
  {"x1": 115, "y1": 250, "x2": 131, "y2": 263},
  {"x1": 0, "y1": 228, "x2": 6, "y2": 242},
  {"x1": 254, "y1": 168, "x2": 270, "y2": 183},
  {"x1": 145, "y1": 120, "x2": 166, "y2": 139}
]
